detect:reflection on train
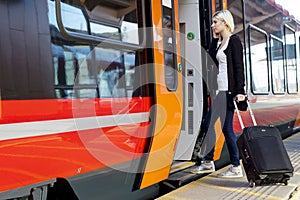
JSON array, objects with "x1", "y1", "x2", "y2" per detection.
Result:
[{"x1": 0, "y1": 0, "x2": 299, "y2": 200}]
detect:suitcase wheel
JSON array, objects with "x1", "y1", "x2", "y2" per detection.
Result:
[
  {"x1": 283, "y1": 179, "x2": 288, "y2": 186},
  {"x1": 249, "y1": 180, "x2": 255, "y2": 188}
]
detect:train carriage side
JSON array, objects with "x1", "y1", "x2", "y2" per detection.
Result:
[
  {"x1": 0, "y1": 0, "x2": 183, "y2": 199},
  {"x1": 1, "y1": 0, "x2": 300, "y2": 199}
]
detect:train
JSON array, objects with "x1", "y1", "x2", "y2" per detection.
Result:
[{"x1": 0, "y1": 0, "x2": 299, "y2": 199}]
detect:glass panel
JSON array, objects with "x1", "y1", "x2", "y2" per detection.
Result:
[
  {"x1": 48, "y1": 0, "x2": 138, "y2": 99},
  {"x1": 49, "y1": 1, "x2": 96, "y2": 99},
  {"x1": 162, "y1": 0, "x2": 172, "y2": 8},
  {"x1": 162, "y1": 1, "x2": 177, "y2": 91},
  {"x1": 121, "y1": 21, "x2": 139, "y2": 44},
  {"x1": 284, "y1": 26, "x2": 298, "y2": 93},
  {"x1": 270, "y1": 37, "x2": 285, "y2": 94},
  {"x1": 52, "y1": 46, "x2": 97, "y2": 98},
  {"x1": 48, "y1": 1, "x2": 88, "y2": 34},
  {"x1": 124, "y1": 52, "x2": 136, "y2": 97},
  {"x1": 90, "y1": 9, "x2": 139, "y2": 45},
  {"x1": 91, "y1": 47, "x2": 127, "y2": 98},
  {"x1": 90, "y1": 22, "x2": 120, "y2": 40},
  {"x1": 249, "y1": 26, "x2": 269, "y2": 94}
]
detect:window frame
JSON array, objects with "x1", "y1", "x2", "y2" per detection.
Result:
[
  {"x1": 269, "y1": 34, "x2": 286, "y2": 95},
  {"x1": 161, "y1": 0, "x2": 178, "y2": 91},
  {"x1": 50, "y1": 0, "x2": 146, "y2": 99},
  {"x1": 283, "y1": 24, "x2": 298, "y2": 94},
  {"x1": 248, "y1": 24, "x2": 270, "y2": 95}
]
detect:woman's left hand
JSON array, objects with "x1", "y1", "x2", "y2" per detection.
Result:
[{"x1": 236, "y1": 94, "x2": 246, "y2": 102}]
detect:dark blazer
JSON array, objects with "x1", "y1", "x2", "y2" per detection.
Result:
[{"x1": 208, "y1": 34, "x2": 245, "y2": 109}]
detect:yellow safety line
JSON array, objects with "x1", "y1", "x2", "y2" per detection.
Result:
[
  {"x1": 158, "y1": 196, "x2": 193, "y2": 200},
  {"x1": 160, "y1": 178, "x2": 285, "y2": 200},
  {"x1": 158, "y1": 180, "x2": 201, "y2": 199},
  {"x1": 192, "y1": 181, "x2": 284, "y2": 200}
]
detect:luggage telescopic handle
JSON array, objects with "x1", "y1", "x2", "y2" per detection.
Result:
[{"x1": 233, "y1": 96, "x2": 257, "y2": 129}]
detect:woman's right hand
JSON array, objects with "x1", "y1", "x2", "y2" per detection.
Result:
[{"x1": 235, "y1": 94, "x2": 246, "y2": 102}]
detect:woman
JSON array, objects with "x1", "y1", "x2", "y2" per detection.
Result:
[{"x1": 191, "y1": 10, "x2": 245, "y2": 178}]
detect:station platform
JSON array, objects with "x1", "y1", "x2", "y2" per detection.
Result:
[{"x1": 157, "y1": 131, "x2": 300, "y2": 200}]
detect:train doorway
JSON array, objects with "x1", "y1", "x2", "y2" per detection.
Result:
[{"x1": 173, "y1": 0, "x2": 204, "y2": 160}]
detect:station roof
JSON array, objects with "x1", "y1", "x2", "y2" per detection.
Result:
[{"x1": 266, "y1": 0, "x2": 300, "y2": 24}]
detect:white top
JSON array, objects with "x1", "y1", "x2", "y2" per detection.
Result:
[{"x1": 216, "y1": 38, "x2": 230, "y2": 91}]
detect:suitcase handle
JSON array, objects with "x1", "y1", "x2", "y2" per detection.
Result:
[{"x1": 233, "y1": 96, "x2": 257, "y2": 129}]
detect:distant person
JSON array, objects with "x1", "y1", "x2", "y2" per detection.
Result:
[{"x1": 191, "y1": 10, "x2": 246, "y2": 178}]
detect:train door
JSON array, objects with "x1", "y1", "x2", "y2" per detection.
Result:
[
  {"x1": 174, "y1": 0, "x2": 227, "y2": 161},
  {"x1": 173, "y1": 1, "x2": 204, "y2": 160},
  {"x1": 138, "y1": 0, "x2": 183, "y2": 189}
]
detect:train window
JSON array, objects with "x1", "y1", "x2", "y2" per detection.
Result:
[
  {"x1": 248, "y1": 25, "x2": 269, "y2": 94},
  {"x1": 90, "y1": 47, "x2": 126, "y2": 98},
  {"x1": 284, "y1": 25, "x2": 298, "y2": 94},
  {"x1": 52, "y1": 47, "x2": 98, "y2": 98},
  {"x1": 90, "y1": 22, "x2": 120, "y2": 39},
  {"x1": 87, "y1": 1, "x2": 139, "y2": 45},
  {"x1": 90, "y1": 19, "x2": 139, "y2": 45},
  {"x1": 49, "y1": 0, "x2": 141, "y2": 98},
  {"x1": 121, "y1": 10, "x2": 139, "y2": 45},
  {"x1": 270, "y1": 35, "x2": 285, "y2": 94},
  {"x1": 48, "y1": 1, "x2": 88, "y2": 34},
  {"x1": 49, "y1": 1, "x2": 98, "y2": 99},
  {"x1": 162, "y1": 0, "x2": 178, "y2": 91},
  {"x1": 123, "y1": 53, "x2": 136, "y2": 94},
  {"x1": 88, "y1": 5, "x2": 139, "y2": 97},
  {"x1": 83, "y1": 45, "x2": 136, "y2": 98}
]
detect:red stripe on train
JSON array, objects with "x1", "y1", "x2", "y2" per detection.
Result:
[
  {"x1": 0, "y1": 97, "x2": 151, "y2": 124},
  {"x1": 0, "y1": 97, "x2": 151, "y2": 192}
]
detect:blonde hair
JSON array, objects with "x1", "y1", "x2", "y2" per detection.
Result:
[{"x1": 213, "y1": 10, "x2": 234, "y2": 33}]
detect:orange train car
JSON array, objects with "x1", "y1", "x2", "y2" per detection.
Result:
[
  {"x1": 0, "y1": 0, "x2": 182, "y2": 199},
  {"x1": 0, "y1": 0, "x2": 300, "y2": 199}
]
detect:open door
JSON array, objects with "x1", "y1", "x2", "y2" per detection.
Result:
[{"x1": 173, "y1": 1, "x2": 204, "y2": 160}]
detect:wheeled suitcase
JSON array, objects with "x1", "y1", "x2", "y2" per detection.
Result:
[{"x1": 234, "y1": 99, "x2": 294, "y2": 187}]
